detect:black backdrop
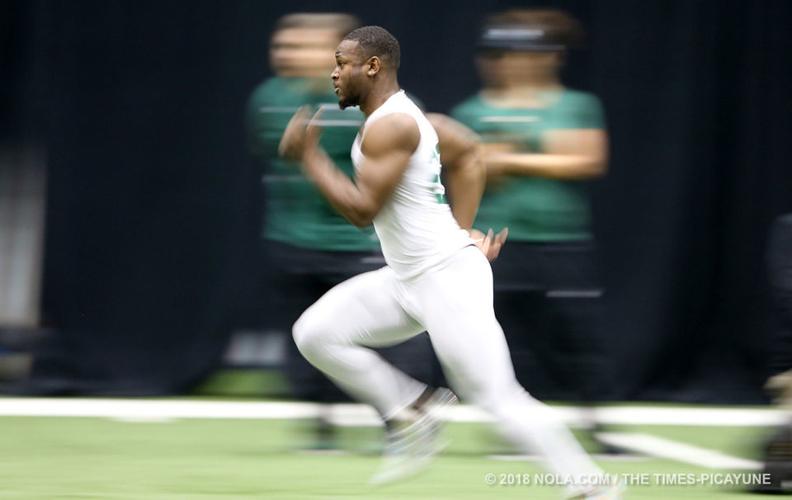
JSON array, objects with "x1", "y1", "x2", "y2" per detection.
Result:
[{"x1": 2, "y1": 0, "x2": 791, "y2": 400}]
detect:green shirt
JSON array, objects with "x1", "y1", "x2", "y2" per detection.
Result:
[
  {"x1": 247, "y1": 77, "x2": 379, "y2": 251},
  {"x1": 451, "y1": 89, "x2": 605, "y2": 242}
]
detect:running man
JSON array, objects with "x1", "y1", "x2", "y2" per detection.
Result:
[{"x1": 279, "y1": 25, "x2": 620, "y2": 499}]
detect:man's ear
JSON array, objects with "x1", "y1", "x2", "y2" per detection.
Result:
[{"x1": 366, "y1": 56, "x2": 382, "y2": 77}]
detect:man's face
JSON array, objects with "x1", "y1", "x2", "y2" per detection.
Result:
[
  {"x1": 270, "y1": 28, "x2": 340, "y2": 78},
  {"x1": 501, "y1": 51, "x2": 562, "y2": 83},
  {"x1": 331, "y1": 39, "x2": 369, "y2": 109},
  {"x1": 475, "y1": 53, "x2": 508, "y2": 90}
]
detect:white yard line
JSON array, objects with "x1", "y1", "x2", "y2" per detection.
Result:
[
  {"x1": 489, "y1": 453, "x2": 648, "y2": 463},
  {"x1": 0, "y1": 398, "x2": 785, "y2": 427},
  {"x1": 594, "y1": 406, "x2": 787, "y2": 427},
  {"x1": 595, "y1": 432, "x2": 763, "y2": 470},
  {"x1": 0, "y1": 398, "x2": 320, "y2": 420}
]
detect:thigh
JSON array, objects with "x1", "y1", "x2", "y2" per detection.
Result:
[
  {"x1": 413, "y1": 248, "x2": 520, "y2": 404},
  {"x1": 296, "y1": 266, "x2": 424, "y2": 348}
]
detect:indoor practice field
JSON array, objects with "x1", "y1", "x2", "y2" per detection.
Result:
[
  {"x1": 0, "y1": 398, "x2": 782, "y2": 499},
  {"x1": 3, "y1": 2, "x2": 792, "y2": 500}
]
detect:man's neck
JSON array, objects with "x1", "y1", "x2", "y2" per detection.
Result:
[{"x1": 360, "y1": 80, "x2": 401, "y2": 117}]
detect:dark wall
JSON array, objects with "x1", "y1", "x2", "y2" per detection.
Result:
[{"x1": 3, "y1": 0, "x2": 791, "y2": 399}]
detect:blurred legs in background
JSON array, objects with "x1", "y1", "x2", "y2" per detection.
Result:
[
  {"x1": 492, "y1": 241, "x2": 620, "y2": 452},
  {"x1": 753, "y1": 214, "x2": 792, "y2": 493}
]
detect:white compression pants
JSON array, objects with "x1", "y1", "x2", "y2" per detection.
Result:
[{"x1": 293, "y1": 245, "x2": 603, "y2": 484}]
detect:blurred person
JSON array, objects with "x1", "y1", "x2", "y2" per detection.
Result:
[
  {"x1": 246, "y1": 13, "x2": 432, "y2": 450},
  {"x1": 767, "y1": 214, "x2": 792, "y2": 386},
  {"x1": 752, "y1": 214, "x2": 792, "y2": 493},
  {"x1": 279, "y1": 25, "x2": 621, "y2": 498},
  {"x1": 450, "y1": 10, "x2": 614, "y2": 429}
]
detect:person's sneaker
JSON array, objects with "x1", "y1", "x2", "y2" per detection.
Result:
[{"x1": 368, "y1": 387, "x2": 457, "y2": 485}]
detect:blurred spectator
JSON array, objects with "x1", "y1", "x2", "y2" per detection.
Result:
[
  {"x1": 246, "y1": 13, "x2": 432, "y2": 449},
  {"x1": 753, "y1": 214, "x2": 792, "y2": 493},
  {"x1": 449, "y1": 10, "x2": 613, "y2": 417},
  {"x1": 767, "y1": 214, "x2": 792, "y2": 378},
  {"x1": 247, "y1": 13, "x2": 373, "y2": 448}
]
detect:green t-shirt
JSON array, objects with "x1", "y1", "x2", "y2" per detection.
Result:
[
  {"x1": 451, "y1": 89, "x2": 605, "y2": 242},
  {"x1": 246, "y1": 77, "x2": 379, "y2": 251}
]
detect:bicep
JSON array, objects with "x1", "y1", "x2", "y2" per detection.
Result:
[
  {"x1": 355, "y1": 147, "x2": 412, "y2": 210},
  {"x1": 355, "y1": 114, "x2": 419, "y2": 215}
]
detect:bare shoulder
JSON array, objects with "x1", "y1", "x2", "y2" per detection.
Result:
[
  {"x1": 426, "y1": 113, "x2": 479, "y2": 158},
  {"x1": 426, "y1": 113, "x2": 456, "y2": 133},
  {"x1": 362, "y1": 113, "x2": 419, "y2": 156},
  {"x1": 426, "y1": 113, "x2": 477, "y2": 141}
]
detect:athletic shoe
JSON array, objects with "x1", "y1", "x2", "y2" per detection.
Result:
[{"x1": 368, "y1": 387, "x2": 457, "y2": 485}]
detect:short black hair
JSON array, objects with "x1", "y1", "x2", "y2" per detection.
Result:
[{"x1": 342, "y1": 25, "x2": 401, "y2": 69}]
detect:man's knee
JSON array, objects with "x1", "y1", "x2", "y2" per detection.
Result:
[{"x1": 292, "y1": 310, "x2": 325, "y2": 361}]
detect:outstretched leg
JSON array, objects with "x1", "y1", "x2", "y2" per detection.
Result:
[{"x1": 411, "y1": 247, "x2": 606, "y2": 495}]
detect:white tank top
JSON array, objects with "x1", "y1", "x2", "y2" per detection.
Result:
[{"x1": 351, "y1": 90, "x2": 473, "y2": 280}]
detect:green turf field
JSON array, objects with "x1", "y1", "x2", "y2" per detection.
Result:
[{"x1": 0, "y1": 413, "x2": 780, "y2": 499}]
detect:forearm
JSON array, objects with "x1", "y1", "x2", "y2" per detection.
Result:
[
  {"x1": 446, "y1": 150, "x2": 485, "y2": 229},
  {"x1": 487, "y1": 152, "x2": 605, "y2": 180},
  {"x1": 302, "y1": 147, "x2": 374, "y2": 227}
]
